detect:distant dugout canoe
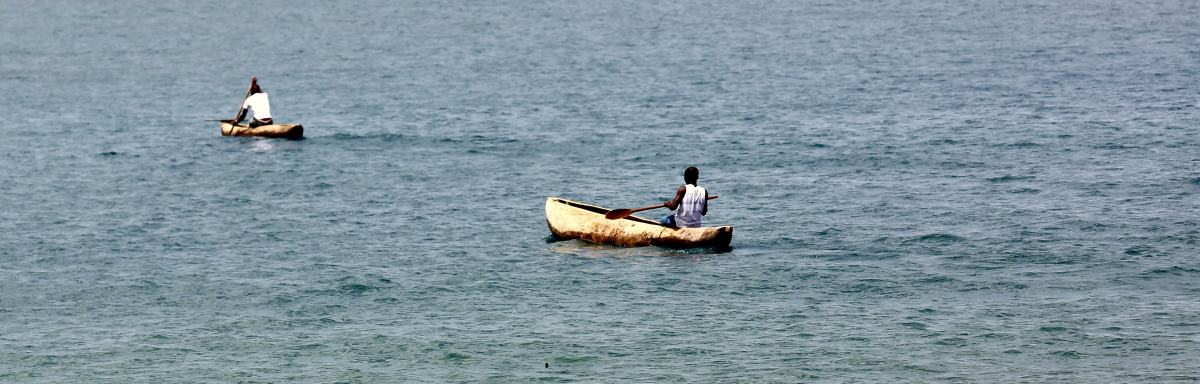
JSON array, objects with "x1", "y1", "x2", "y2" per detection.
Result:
[
  {"x1": 545, "y1": 197, "x2": 733, "y2": 249},
  {"x1": 221, "y1": 122, "x2": 304, "y2": 139}
]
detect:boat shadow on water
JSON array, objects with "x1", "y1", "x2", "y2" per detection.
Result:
[{"x1": 544, "y1": 236, "x2": 733, "y2": 259}]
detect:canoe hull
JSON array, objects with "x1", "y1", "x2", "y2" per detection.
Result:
[
  {"x1": 221, "y1": 122, "x2": 303, "y2": 139},
  {"x1": 545, "y1": 197, "x2": 732, "y2": 249}
]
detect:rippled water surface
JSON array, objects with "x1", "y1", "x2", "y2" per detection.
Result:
[{"x1": 2, "y1": 0, "x2": 1199, "y2": 382}]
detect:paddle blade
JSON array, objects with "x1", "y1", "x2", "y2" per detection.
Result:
[{"x1": 604, "y1": 209, "x2": 633, "y2": 220}]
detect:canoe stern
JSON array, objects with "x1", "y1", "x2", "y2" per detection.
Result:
[{"x1": 546, "y1": 198, "x2": 659, "y2": 247}]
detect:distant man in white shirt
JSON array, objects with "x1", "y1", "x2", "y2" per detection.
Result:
[{"x1": 236, "y1": 79, "x2": 273, "y2": 128}]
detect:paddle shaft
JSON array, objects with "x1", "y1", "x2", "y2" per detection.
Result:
[
  {"x1": 233, "y1": 77, "x2": 256, "y2": 125},
  {"x1": 606, "y1": 195, "x2": 717, "y2": 220}
]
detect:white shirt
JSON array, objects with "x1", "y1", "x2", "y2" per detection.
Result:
[
  {"x1": 241, "y1": 93, "x2": 271, "y2": 120},
  {"x1": 674, "y1": 184, "x2": 707, "y2": 228}
]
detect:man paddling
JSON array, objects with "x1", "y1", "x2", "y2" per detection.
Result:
[
  {"x1": 235, "y1": 77, "x2": 273, "y2": 128},
  {"x1": 659, "y1": 167, "x2": 710, "y2": 228}
]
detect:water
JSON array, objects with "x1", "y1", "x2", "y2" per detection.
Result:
[{"x1": 2, "y1": 0, "x2": 1199, "y2": 381}]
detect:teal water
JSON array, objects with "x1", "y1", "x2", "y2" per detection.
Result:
[{"x1": 2, "y1": 0, "x2": 1199, "y2": 382}]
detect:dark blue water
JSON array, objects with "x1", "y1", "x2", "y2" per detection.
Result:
[{"x1": 3, "y1": 0, "x2": 1199, "y2": 381}]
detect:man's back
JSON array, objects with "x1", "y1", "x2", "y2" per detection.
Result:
[{"x1": 674, "y1": 184, "x2": 707, "y2": 228}]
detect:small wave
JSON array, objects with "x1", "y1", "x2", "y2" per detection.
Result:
[
  {"x1": 1049, "y1": 350, "x2": 1087, "y2": 358},
  {"x1": 940, "y1": 160, "x2": 986, "y2": 169},
  {"x1": 329, "y1": 133, "x2": 408, "y2": 141},
  {"x1": 1144, "y1": 266, "x2": 1200, "y2": 275},
  {"x1": 339, "y1": 283, "x2": 378, "y2": 294},
  {"x1": 934, "y1": 337, "x2": 969, "y2": 347},
  {"x1": 440, "y1": 352, "x2": 472, "y2": 361},
  {"x1": 994, "y1": 282, "x2": 1029, "y2": 290},
  {"x1": 1007, "y1": 141, "x2": 1042, "y2": 148},
  {"x1": 987, "y1": 175, "x2": 1034, "y2": 183},
  {"x1": 814, "y1": 228, "x2": 841, "y2": 236},
  {"x1": 918, "y1": 276, "x2": 957, "y2": 284},
  {"x1": 268, "y1": 296, "x2": 293, "y2": 305},
  {"x1": 1007, "y1": 188, "x2": 1040, "y2": 194},
  {"x1": 907, "y1": 233, "x2": 965, "y2": 243},
  {"x1": 900, "y1": 322, "x2": 927, "y2": 330},
  {"x1": 552, "y1": 355, "x2": 599, "y2": 364},
  {"x1": 927, "y1": 139, "x2": 960, "y2": 145},
  {"x1": 1124, "y1": 246, "x2": 1153, "y2": 256},
  {"x1": 329, "y1": 133, "x2": 361, "y2": 140},
  {"x1": 664, "y1": 246, "x2": 733, "y2": 255}
]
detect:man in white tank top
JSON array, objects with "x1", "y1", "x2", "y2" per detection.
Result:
[
  {"x1": 236, "y1": 80, "x2": 274, "y2": 128},
  {"x1": 659, "y1": 167, "x2": 709, "y2": 228}
]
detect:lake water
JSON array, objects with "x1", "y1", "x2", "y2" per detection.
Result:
[{"x1": 2, "y1": 0, "x2": 1199, "y2": 382}]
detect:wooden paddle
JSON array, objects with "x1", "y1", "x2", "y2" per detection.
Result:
[
  {"x1": 229, "y1": 77, "x2": 256, "y2": 127},
  {"x1": 605, "y1": 195, "x2": 717, "y2": 220}
]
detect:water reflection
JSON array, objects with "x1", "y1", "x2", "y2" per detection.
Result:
[{"x1": 546, "y1": 238, "x2": 731, "y2": 260}]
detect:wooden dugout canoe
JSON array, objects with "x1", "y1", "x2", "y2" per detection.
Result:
[
  {"x1": 545, "y1": 197, "x2": 733, "y2": 249},
  {"x1": 221, "y1": 122, "x2": 304, "y2": 139}
]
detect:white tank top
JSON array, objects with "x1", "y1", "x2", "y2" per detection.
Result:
[
  {"x1": 674, "y1": 184, "x2": 707, "y2": 228},
  {"x1": 241, "y1": 93, "x2": 272, "y2": 120}
]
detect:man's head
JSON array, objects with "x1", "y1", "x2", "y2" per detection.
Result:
[
  {"x1": 250, "y1": 82, "x2": 263, "y2": 94},
  {"x1": 684, "y1": 167, "x2": 699, "y2": 185}
]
